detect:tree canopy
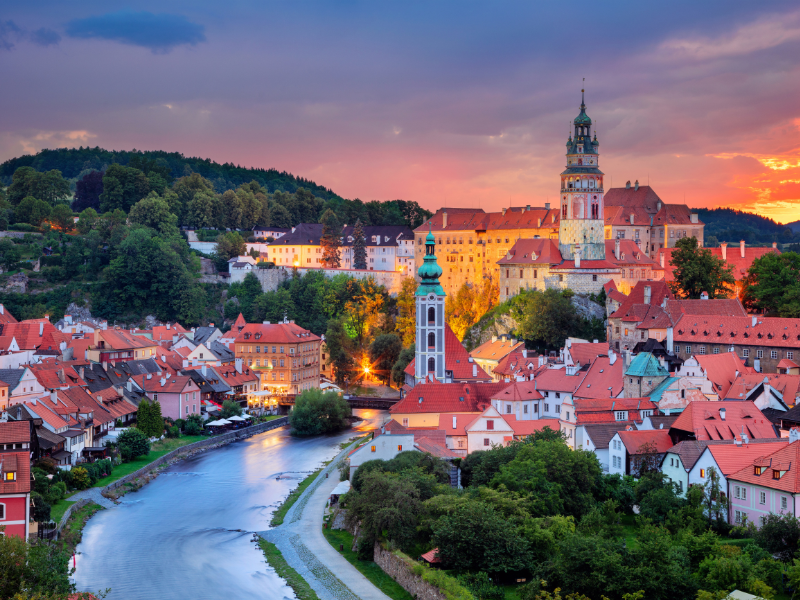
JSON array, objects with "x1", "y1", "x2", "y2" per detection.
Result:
[{"x1": 669, "y1": 237, "x2": 735, "y2": 299}]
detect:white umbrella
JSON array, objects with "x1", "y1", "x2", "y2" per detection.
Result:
[
  {"x1": 216, "y1": 419, "x2": 232, "y2": 425},
  {"x1": 204, "y1": 420, "x2": 221, "y2": 426},
  {"x1": 227, "y1": 415, "x2": 246, "y2": 421}
]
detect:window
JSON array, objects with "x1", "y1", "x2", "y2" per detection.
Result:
[
  {"x1": 735, "y1": 486, "x2": 741, "y2": 499},
  {"x1": 523, "y1": 405, "x2": 528, "y2": 414},
  {"x1": 402, "y1": 418, "x2": 408, "y2": 427},
  {"x1": 533, "y1": 269, "x2": 538, "y2": 279},
  {"x1": 713, "y1": 347, "x2": 719, "y2": 354},
  {"x1": 735, "y1": 510, "x2": 742, "y2": 524},
  {"x1": 487, "y1": 420, "x2": 494, "y2": 430},
  {"x1": 742, "y1": 487, "x2": 747, "y2": 500},
  {"x1": 760, "y1": 491, "x2": 766, "y2": 504},
  {"x1": 428, "y1": 306, "x2": 436, "y2": 324},
  {"x1": 428, "y1": 332, "x2": 436, "y2": 348},
  {"x1": 782, "y1": 497, "x2": 788, "y2": 510},
  {"x1": 555, "y1": 392, "x2": 561, "y2": 399},
  {"x1": 506, "y1": 405, "x2": 511, "y2": 414},
  {"x1": 699, "y1": 346, "x2": 706, "y2": 354},
  {"x1": 193, "y1": 392, "x2": 196, "y2": 400},
  {"x1": 458, "y1": 440, "x2": 464, "y2": 448},
  {"x1": 757, "y1": 349, "x2": 763, "y2": 358},
  {"x1": 0, "y1": 503, "x2": 4, "y2": 519},
  {"x1": 615, "y1": 411, "x2": 626, "y2": 421},
  {"x1": 397, "y1": 445, "x2": 402, "y2": 451},
  {"x1": 185, "y1": 406, "x2": 189, "y2": 415},
  {"x1": 428, "y1": 357, "x2": 435, "y2": 373},
  {"x1": 371, "y1": 445, "x2": 376, "y2": 452},
  {"x1": 743, "y1": 349, "x2": 750, "y2": 358},
  {"x1": 544, "y1": 403, "x2": 550, "y2": 412},
  {"x1": 686, "y1": 346, "x2": 692, "y2": 354},
  {"x1": 484, "y1": 438, "x2": 490, "y2": 446},
  {"x1": 771, "y1": 350, "x2": 779, "y2": 359},
  {"x1": 3, "y1": 471, "x2": 16, "y2": 482},
  {"x1": 789, "y1": 352, "x2": 795, "y2": 360},
  {"x1": 193, "y1": 404, "x2": 196, "y2": 413},
  {"x1": 700, "y1": 469, "x2": 706, "y2": 478},
  {"x1": 153, "y1": 394, "x2": 158, "y2": 401}
]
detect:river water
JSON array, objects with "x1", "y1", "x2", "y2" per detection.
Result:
[{"x1": 73, "y1": 410, "x2": 386, "y2": 600}]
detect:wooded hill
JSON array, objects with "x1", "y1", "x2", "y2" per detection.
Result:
[{"x1": 692, "y1": 207, "x2": 800, "y2": 246}]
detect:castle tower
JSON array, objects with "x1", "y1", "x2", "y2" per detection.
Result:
[
  {"x1": 558, "y1": 89, "x2": 606, "y2": 261},
  {"x1": 415, "y1": 228, "x2": 446, "y2": 383}
]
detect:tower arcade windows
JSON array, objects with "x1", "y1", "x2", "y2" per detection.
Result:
[
  {"x1": 427, "y1": 357, "x2": 435, "y2": 374},
  {"x1": 428, "y1": 306, "x2": 435, "y2": 324},
  {"x1": 428, "y1": 332, "x2": 435, "y2": 349}
]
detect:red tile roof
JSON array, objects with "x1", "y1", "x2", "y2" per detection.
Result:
[
  {"x1": 664, "y1": 298, "x2": 748, "y2": 319},
  {"x1": 415, "y1": 207, "x2": 561, "y2": 234},
  {"x1": 706, "y1": 441, "x2": 790, "y2": 476},
  {"x1": 658, "y1": 245, "x2": 779, "y2": 282},
  {"x1": 604, "y1": 205, "x2": 654, "y2": 228},
  {"x1": 724, "y1": 374, "x2": 800, "y2": 404},
  {"x1": 609, "y1": 280, "x2": 674, "y2": 321},
  {"x1": 133, "y1": 374, "x2": 198, "y2": 394},
  {"x1": 535, "y1": 368, "x2": 586, "y2": 393},
  {"x1": 0, "y1": 322, "x2": 69, "y2": 350},
  {"x1": 391, "y1": 381, "x2": 508, "y2": 414},
  {"x1": 0, "y1": 421, "x2": 30, "y2": 444},
  {"x1": 235, "y1": 322, "x2": 320, "y2": 345},
  {"x1": 437, "y1": 413, "x2": 480, "y2": 436},
  {"x1": 420, "y1": 548, "x2": 441, "y2": 564},
  {"x1": 729, "y1": 441, "x2": 800, "y2": 493},
  {"x1": 671, "y1": 401, "x2": 777, "y2": 441},
  {"x1": 67, "y1": 337, "x2": 92, "y2": 360},
  {"x1": 491, "y1": 380, "x2": 543, "y2": 401},
  {"x1": 604, "y1": 239, "x2": 661, "y2": 268},
  {"x1": 96, "y1": 329, "x2": 155, "y2": 351},
  {"x1": 574, "y1": 398, "x2": 657, "y2": 425},
  {"x1": 604, "y1": 185, "x2": 666, "y2": 213},
  {"x1": 778, "y1": 359, "x2": 800, "y2": 370},
  {"x1": 567, "y1": 342, "x2": 609, "y2": 367},
  {"x1": 574, "y1": 356, "x2": 624, "y2": 399},
  {"x1": 550, "y1": 260, "x2": 619, "y2": 271},
  {"x1": 404, "y1": 324, "x2": 492, "y2": 382},
  {"x1": 496, "y1": 238, "x2": 562, "y2": 265},
  {"x1": 504, "y1": 416, "x2": 561, "y2": 437},
  {"x1": 216, "y1": 364, "x2": 258, "y2": 386},
  {"x1": 618, "y1": 429, "x2": 674, "y2": 454},
  {"x1": 493, "y1": 351, "x2": 547, "y2": 380},
  {"x1": 673, "y1": 315, "x2": 800, "y2": 349},
  {"x1": 0, "y1": 452, "x2": 31, "y2": 494},
  {"x1": 414, "y1": 437, "x2": 460, "y2": 458},
  {"x1": 0, "y1": 304, "x2": 18, "y2": 325},
  {"x1": 695, "y1": 353, "x2": 753, "y2": 398},
  {"x1": 469, "y1": 337, "x2": 524, "y2": 362}
]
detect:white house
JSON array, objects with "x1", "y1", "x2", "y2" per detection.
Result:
[
  {"x1": 348, "y1": 433, "x2": 415, "y2": 479},
  {"x1": 609, "y1": 428, "x2": 673, "y2": 477},
  {"x1": 186, "y1": 343, "x2": 221, "y2": 366},
  {"x1": 465, "y1": 406, "x2": 513, "y2": 453},
  {"x1": 489, "y1": 380, "x2": 544, "y2": 421},
  {"x1": 674, "y1": 356, "x2": 719, "y2": 400},
  {"x1": 4, "y1": 368, "x2": 47, "y2": 404}
]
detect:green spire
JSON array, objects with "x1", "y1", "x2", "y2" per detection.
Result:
[{"x1": 416, "y1": 224, "x2": 444, "y2": 296}]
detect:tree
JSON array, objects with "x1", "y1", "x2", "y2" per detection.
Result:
[
  {"x1": 99, "y1": 164, "x2": 150, "y2": 212},
  {"x1": 515, "y1": 288, "x2": 580, "y2": 349},
  {"x1": 754, "y1": 512, "x2": 800, "y2": 562},
  {"x1": 135, "y1": 398, "x2": 164, "y2": 438},
  {"x1": 71, "y1": 466, "x2": 91, "y2": 490},
  {"x1": 369, "y1": 333, "x2": 403, "y2": 385},
  {"x1": 7, "y1": 166, "x2": 70, "y2": 206},
  {"x1": 0, "y1": 533, "x2": 75, "y2": 599},
  {"x1": 0, "y1": 238, "x2": 22, "y2": 271},
  {"x1": 320, "y1": 208, "x2": 342, "y2": 268},
  {"x1": 743, "y1": 252, "x2": 800, "y2": 317},
  {"x1": 185, "y1": 413, "x2": 204, "y2": 435},
  {"x1": 117, "y1": 428, "x2": 151, "y2": 461},
  {"x1": 352, "y1": 218, "x2": 367, "y2": 269},
  {"x1": 129, "y1": 193, "x2": 178, "y2": 233},
  {"x1": 221, "y1": 399, "x2": 243, "y2": 418},
  {"x1": 432, "y1": 500, "x2": 532, "y2": 573},
  {"x1": 50, "y1": 204, "x2": 74, "y2": 233},
  {"x1": 325, "y1": 317, "x2": 354, "y2": 385},
  {"x1": 392, "y1": 346, "x2": 415, "y2": 386},
  {"x1": 702, "y1": 466, "x2": 729, "y2": 526},
  {"x1": 216, "y1": 231, "x2": 247, "y2": 261},
  {"x1": 15, "y1": 196, "x2": 51, "y2": 226},
  {"x1": 669, "y1": 236, "x2": 735, "y2": 299},
  {"x1": 289, "y1": 388, "x2": 351, "y2": 435},
  {"x1": 73, "y1": 170, "x2": 104, "y2": 211},
  {"x1": 76, "y1": 207, "x2": 99, "y2": 234},
  {"x1": 395, "y1": 277, "x2": 417, "y2": 347}
]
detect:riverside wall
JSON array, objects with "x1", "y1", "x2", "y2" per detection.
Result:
[{"x1": 373, "y1": 544, "x2": 448, "y2": 600}]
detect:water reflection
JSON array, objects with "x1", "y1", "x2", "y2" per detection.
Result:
[{"x1": 73, "y1": 410, "x2": 386, "y2": 600}]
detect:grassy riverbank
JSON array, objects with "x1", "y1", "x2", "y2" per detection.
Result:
[
  {"x1": 322, "y1": 522, "x2": 414, "y2": 600},
  {"x1": 259, "y1": 539, "x2": 320, "y2": 600},
  {"x1": 270, "y1": 467, "x2": 324, "y2": 526},
  {"x1": 60, "y1": 502, "x2": 104, "y2": 553}
]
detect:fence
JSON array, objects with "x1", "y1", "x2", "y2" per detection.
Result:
[{"x1": 56, "y1": 417, "x2": 289, "y2": 536}]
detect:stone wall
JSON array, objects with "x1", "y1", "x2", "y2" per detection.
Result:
[
  {"x1": 373, "y1": 543, "x2": 449, "y2": 600},
  {"x1": 56, "y1": 498, "x2": 90, "y2": 535},
  {"x1": 229, "y1": 266, "x2": 289, "y2": 290}
]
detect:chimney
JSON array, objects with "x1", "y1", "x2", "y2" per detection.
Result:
[
  {"x1": 502, "y1": 208, "x2": 507, "y2": 216},
  {"x1": 472, "y1": 364, "x2": 477, "y2": 377},
  {"x1": 522, "y1": 349, "x2": 527, "y2": 358},
  {"x1": 442, "y1": 210, "x2": 448, "y2": 228},
  {"x1": 609, "y1": 349, "x2": 617, "y2": 365},
  {"x1": 0, "y1": 304, "x2": 4, "y2": 314},
  {"x1": 720, "y1": 242, "x2": 727, "y2": 260},
  {"x1": 538, "y1": 218, "x2": 542, "y2": 227},
  {"x1": 700, "y1": 291, "x2": 709, "y2": 300},
  {"x1": 102, "y1": 361, "x2": 107, "y2": 371},
  {"x1": 657, "y1": 201, "x2": 662, "y2": 211},
  {"x1": 182, "y1": 359, "x2": 189, "y2": 368},
  {"x1": 202, "y1": 364, "x2": 207, "y2": 376},
  {"x1": 719, "y1": 407, "x2": 726, "y2": 421},
  {"x1": 634, "y1": 180, "x2": 639, "y2": 191},
  {"x1": 50, "y1": 389, "x2": 57, "y2": 402},
  {"x1": 160, "y1": 378, "x2": 166, "y2": 387},
  {"x1": 79, "y1": 366, "x2": 84, "y2": 379},
  {"x1": 209, "y1": 323, "x2": 214, "y2": 327},
  {"x1": 147, "y1": 373, "x2": 152, "y2": 380},
  {"x1": 492, "y1": 335, "x2": 497, "y2": 343},
  {"x1": 575, "y1": 246, "x2": 581, "y2": 268},
  {"x1": 644, "y1": 285, "x2": 651, "y2": 305},
  {"x1": 626, "y1": 180, "x2": 631, "y2": 189},
  {"x1": 659, "y1": 252, "x2": 664, "y2": 268},
  {"x1": 235, "y1": 358, "x2": 243, "y2": 374},
  {"x1": 752, "y1": 315, "x2": 758, "y2": 327},
  {"x1": 630, "y1": 213, "x2": 634, "y2": 225},
  {"x1": 614, "y1": 238, "x2": 620, "y2": 260},
  {"x1": 690, "y1": 213, "x2": 699, "y2": 224},
  {"x1": 39, "y1": 322, "x2": 44, "y2": 336},
  {"x1": 773, "y1": 242, "x2": 778, "y2": 249},
  {"x1": 452, "y1": 416, "x2": 457, "y2": 429},
  {"x1": 127, "y1": 380, "x2": 133, "y2": 392},
  {"x1": 525, "y1": 204, "x2": 531, "y2": 212},
  {"x1": 740, "y1": 240, "x2": 745, "y2": 258}
]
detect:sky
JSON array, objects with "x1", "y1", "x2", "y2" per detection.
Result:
[{"x1": 2, "y1": 1, "x2": 800, "y2": 223}]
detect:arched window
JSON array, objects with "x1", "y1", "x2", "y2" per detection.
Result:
[
  {"x1": 428, "y1": 357, "x2": 436, "y2": 374},
  {"x1": 428, "y1": 332, "x2": 436, "y2": 348},
  {"x1": 578, "y1": 158, "x2": 582, "y2": 166},
  {"x1": 562, "y1": 204, "x2": 568, "y2": 219},
  {"x1": 428, "y1": 306, "x2": 436, "y2": 324}
]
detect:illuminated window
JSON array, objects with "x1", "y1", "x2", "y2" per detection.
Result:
[{"x1": 371, "y1": 445, "x2": 376, "y2": 452}]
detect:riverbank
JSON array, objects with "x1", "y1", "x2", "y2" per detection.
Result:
[{"x1": 259, "y1": 539, "x2": 321, "y2": 600}]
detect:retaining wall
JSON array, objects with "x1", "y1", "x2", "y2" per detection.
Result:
[
  {"x1": 373, "y1": 544, "x2": 448, "y2": 600},
  {"x1": 57, "y1": 417, "x2": 289, "y2": 532}
]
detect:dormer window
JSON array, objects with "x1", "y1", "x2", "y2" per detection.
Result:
[
  {"x1": 755, "y1": 466, "x2": 764, "y2": 475},
  {"x1": 774, "y1": 470, "x2": 783, "y2": 480},
  {"x1": 3, "y1": 470, "x2": 16, "y2": 482}
]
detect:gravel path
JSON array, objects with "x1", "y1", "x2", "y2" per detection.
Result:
[
  {"x1": 259, "y1": 440, "x2": 392, "y2": 600},
  {"x1": 69, "y1": 487, "x2": 116, "y2": 509}
]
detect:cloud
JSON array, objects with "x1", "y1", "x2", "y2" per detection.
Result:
[
  {"x1": 0, "y1": 20, "x2": 22, "y2": 50},
  {"x1": 66, "y1": 11, "x2": 205, "y2": 53},
  {"x1": 30, "y1": 27, "x2": 61, "y2": 47}
]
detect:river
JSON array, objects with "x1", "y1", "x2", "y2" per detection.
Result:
[{"x1": 72, "y1": 409, "x2": 387, "y2": 600}]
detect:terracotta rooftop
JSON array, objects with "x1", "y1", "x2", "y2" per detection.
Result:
[
  {"x1": 234, "y1": 321, "x2": 321, "y2": 344},
  {"x1": 673, "y1": 315, "x2": 800, "y2": 349},
  {"x1": 729, "y1": 441, "x2": 800, "y2": 493},
  {"x1": 670, "y1": 401, "x2": 777, "y2": 441},
  {"x1": 574, "y1": 356, "x2": 624, "y2": 399},
  {"x1": 404, "y1": 324, "x2": 492, "y2": 383},
  {"x1": 618, "y1": 429, "x2": 674, "y2": 454},
  {"x1": 391, "y1": 381, "x2": 508, "y2": 414},
  {"x1": 469, "y1": 337, "x2": 524, "y2": 362}
]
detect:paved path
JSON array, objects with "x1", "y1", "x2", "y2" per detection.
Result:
[
  {"x1": 259, "y1": 441, "x2": 392, "y2": 600},
  {"x1": 68, "y1": 487, "x2": 116, "y2": 509}
]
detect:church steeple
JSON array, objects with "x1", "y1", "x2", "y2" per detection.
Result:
[
  {"x1": 415, "y1": 225, "x2": 446, "y2": 383},
  {"x1": 416, "y1": 227, "x2": 444, "y2": 297}
]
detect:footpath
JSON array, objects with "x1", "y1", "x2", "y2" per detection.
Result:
[{"x1": 259, "y1": 441, "x2": 391, "y2": 600}]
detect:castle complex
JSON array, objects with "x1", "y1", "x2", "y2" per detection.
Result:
[{"x1": 414, "y1": 92, "x2": 704, "y2": 298}]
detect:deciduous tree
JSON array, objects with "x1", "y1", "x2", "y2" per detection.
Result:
[
  {"x1": 73, "y1": 170, "x2": 104, "y2": 211},
  {"x1": 395, "y1": 277, "x2": 417, "y2": 346},
  {"x1": 320, "y1": 208, "x2": 342, "y2": 268},
  {"x1": 49, "y1": 204, "x2": 74, "y2": 233},
  {"x1": 289, "y1": 388, "x2": 351, "y2": 435},
  {"x1": 743, "y1": 251, "x2": 800, "y2": 317},
  {"x1": 669, "y1": 236, "x2": 735, "y2": 299}
]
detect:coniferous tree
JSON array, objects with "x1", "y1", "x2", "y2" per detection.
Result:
[
  {"x1": 352, "y1": 218, "x2": 367, "y2": 270},
  {"x1": 136, "y1": 399, "x2": 153, "y2": 435},
  {"x1": 320, "y1": 208, "x2": 342, "y2": 268}
]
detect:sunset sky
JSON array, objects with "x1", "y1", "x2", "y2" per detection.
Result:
[{"x1": 2, "y1": 1, "x2": 800, "y2": 223}]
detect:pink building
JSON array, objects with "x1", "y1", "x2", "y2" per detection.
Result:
[
  {"x1": 728, "y1": 439, "x2": 800, "y2": 527},
  {"x1": 132, "y1": 375, "x2": 201, "y2": 421}
]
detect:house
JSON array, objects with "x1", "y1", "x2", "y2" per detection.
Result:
[
  {"x1": 534, "y1": 366, "x2": 587, "y2": 443},
  {"x1": 192, "y1": 326, "x2": 222, "y2": 347},
  {"x1": 608, "y1": 428, "x2": 673, "y2": 476},
  {"x1": 668, "y1": 401, "x2": 778, "y2": 445},
  {"x1": 133, "y1": 374, "x2": 201, "y2": 421},
  {"x1": 496, "y1": 238, "x2": 563, "y2": 301},
  {"x1": 0, "y1": 321, "x2": 69, "y2": 351},
  {"x1": 469, "y1": 335, "x2": 524, "y2": 381},
  {"x1": 578, "y1": 423, "x2": 637, "y2": 472},
  {"x1": 728, "y1": 437, "x2": 800, "y2": 527},
  {"x1": 623, "y1": 352, "x2": 670, "y2": 398},
  {"x1": 1, "y1": 368, "x2": 47, "y2": 404},
  {"x1": 348, "y1": 428, "x2": 456, "y2": 479},
  {"x1": 390, "y1": 380, "x2": 508, "y2": 428},
  {"x1": 0, "y1": 421, "x2": 32, "y2": 538},
  {"x1": 605, "y1": 238, "x2": 665, "y2": 295},
  {"x1": 674, "y1": 356, "x2": 723, "y2": 400},
  {"x1": 464, "y1": 406, "x2": 514, "y2": 452},
  {"x1": 492, "y1": 350, "x2": 547, "y2": 382},
  {"x1": 216, "y1": 363, "x2": 260, "y2": 408},
  {"x1": 608, "y1": 280, "x2": 674, "y2": 351},
  {"x1": 724, "y1": 374, "x2": 800, "y2": 411},
  {"x1": 694, "y1": 353, "x2": 754, "y2": 399},
  {"x1": 564, "y1": 340, "x2": 610, "y2": 369},
  {"x1": 573, "y1": 353, "x2": 624, "y2": 400},
  {"x1": 488, "y1": 379, "x2": 544, "y2": 420},
  {"x1": 87, "y1": 329, "x2": 158, "y2": 364},
  {"x1": 688, "y1": 440, "x2": 790, "y2": 512},
  {"x1": 662, "y1": 440, "x2": 710, "y2": 495}
]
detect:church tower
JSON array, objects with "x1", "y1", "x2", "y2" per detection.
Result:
[
  {"x1": 415, "y1": 229, "x2": 446, "y2": 383},
  {"x1": 558, "y1": 90, "x2": 606, "y2": 261}
]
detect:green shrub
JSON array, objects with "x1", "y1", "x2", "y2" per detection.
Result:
[
  {"x1": 185, "y1": 414, "x2": 204, "y2": 435},
  {"x1": 167, "y1": 425, "x2": 181, "y2": 438},
  {"x1": 71, "y1": 467, "x2": 91, "y2": 490},
  {"x1": 30, "y1": 491, "x2": 52, "y2": 522},
  {"x1": 8, "y1": 223, "x2": 40, "y2": 232},
  {"x1": 457, "y1": 572, "x2": 503, "y2": 600},
  {"x1": 118, "y1": 428, "x2": 151, "y2": 461},
  {"x1": 40, "y1": 254, "x2": 63, "y2": 266}
]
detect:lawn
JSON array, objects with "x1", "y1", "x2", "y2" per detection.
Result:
[
  {"x1": 259, "y1": 539, "x2": 320, "y2": 600},
  {"x1": 322, "y1": 521, "x2": 414, "y2": 600},
  {"x1": 271, "y1": 467, "x2": 324, "y2": 526},
  {"x1": 93, "y1": 435, "x2": 205, "y2": 487},
  {"x1": 50, "y1": 499, "x2": 75, "y2": 525}
]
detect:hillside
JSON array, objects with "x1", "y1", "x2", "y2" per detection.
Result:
[
  {"x1": 692, "y1": 207, "x2": 800, "y2": 245},
  {"x1": 0, "y1": 147, "x2": 338, "y2": 199},
  {"x1": 787, "y1": 220, "x2": 800, "y2": 233}
]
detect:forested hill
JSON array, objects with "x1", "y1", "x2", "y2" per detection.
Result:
[
  {"x1": 692, "y1": 207, "x2": 800, "y2": 245},
  {"x1": 0, "y1": 147, "x2": 337, "y2": 200}
]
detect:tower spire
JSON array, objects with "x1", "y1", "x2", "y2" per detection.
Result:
[{"x1": 581, "y1": 78, "x2": 585, "y2": 107}]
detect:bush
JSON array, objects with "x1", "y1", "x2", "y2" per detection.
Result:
[
  {"x1": 174, "y1": 418, "x2": 186, "y2": 431},
  {"x1": 167, "y1": 425, "x2": 181, "y2": 438},
  {"x1": 30, "y1": 491, "x2": 51, "y2": 522},
  {"x1": 71, "y1": 467, "x2": 91, "y2": 490},
  {"x1": 221, "y1": 399, "x2": 243, "y2": 419},
  {"x1": 40, "y1": 254, "x2": 62, "y2": 266},
  {"x1": 185, "y1": 414, "x2": 204, "y2": 436},
  {"x1": 457, "y1": 572, "x2": 504, "y2": 600},
  {"x1": 8, "y1": 223, "x2": 40, "y2": 232},
  {"x1": 117, "y1": 428, "x2": 151, "y2": 461},
  {"x1": 34, "y1": 457, "x2": 57, "y2": 474},
  {"x1": 290, "y1": 389, "x2": 351, "y2": 436}
]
